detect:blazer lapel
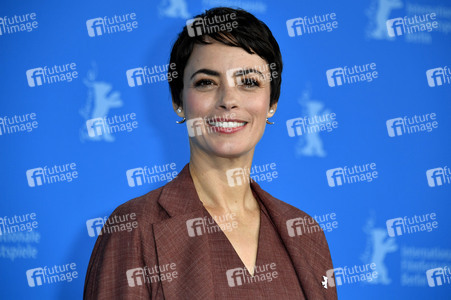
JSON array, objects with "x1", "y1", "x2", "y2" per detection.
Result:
[
  {"x1": 152, "y1": 165, "x2": 215, "y2": 299},
  {"x1": 252, "y1": 182, "x2": 337, "y2": 300}
]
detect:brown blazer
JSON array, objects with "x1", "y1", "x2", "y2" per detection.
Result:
[{"x1": 84, "y1": 164, "x2": 337, "y2": 299}]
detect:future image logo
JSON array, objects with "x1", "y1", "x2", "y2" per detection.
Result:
[
  {"x1": 226, "y1": 263, "x2": 278, "y2": 287},
  {"x1": 86, "y1": 218, "x2": 105, "y2": 237},
  {"x1": 386, "y1": 113, "x2": 438, "y2": 137},
  {"x1": 186, "y1": 118, "x2": 204, "y2": 137},
  {"x1": 186, "y1": 213, "x2": 237, "y2": 237},
  {"x1": 326, "y1": 263, "x2": 377, "y2": 287},
  {"x1": 86, "y1": 18, "x2": 103, "y2": 37},
  {"x1": 286, "y1": 113, "x2": 337, "y2": 137},
  {"x1": 326, "y1": 163, "x2": 378, "y2": 187},
  {"x1": 326, "y1": 63, "x2": 378, "y2": 87},
  {"x1": 426, "y1": 267, "x2": 451, "y2": 287},
  {"x1": 386, "y1": 213, "x2": 438, "y2": 237},
  {"x1": 126, "y1": 264, "x2": 178, "y2": 287},
  {"x1": 286, "y1": 13, "x2": 338, "y2": 37},
  {"x1": 226, "y1": 168, "x2": 249, "y2": 187},
  {"x1": 86, "y1": 13, "x2": 138, "y2": 37},
  {"x1": 426, "y1": 167, "x2": 451, "y2": 187},
  {"x1": 186, "y1": 13, "x2": 238, "y2": 37},
  {"x1": 26, "y1": 268, "x2": 44, "y2": 287},
  {"x1": 26, "y1": 68, "x2": 44, "y2": 87},
  {"x1": 26, "y1": 263, "x2": 78, "y2": 287},
  {"x1": 286, "y1": 213, "x2": 338, "y2": 237},
  {"x1": 86, "y1": 213, "x2": 138, "y2": 237},
  {"x1": 86, "y1": 113, "x2": 138, "y2": 138},
  {"x1": 126, "y1": 163, "x2": 178, "y2": 187},
  {"x1": 26, "y1": 163, "x2": 78, "y2": 188},
  {"x1": 426, "y1": 67, "x2": 451, "y2": 87},
  {"x1": 0, "y1": 13, "x2": 38, "y2": 36},
  {"x1": 26, "y1": 63, "x2": 78, "y2": 87},
  {"x1": 126, "y1": 64, "x2": 178, "y2": 87},
  {"x1": 386, "y1": 14, "x2": 438, "y2": 38},
  {"x1": 0, "y1": 113, "x2": 38, "y2": 136}
]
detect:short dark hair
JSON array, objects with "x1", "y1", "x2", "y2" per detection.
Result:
[{"x1": 168, "y1": 7, "x2": 283, "y2": 109}]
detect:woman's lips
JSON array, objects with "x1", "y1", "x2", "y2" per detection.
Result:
[{"x1": 206, "y1": 120, "x2": 248, "y2": 134}]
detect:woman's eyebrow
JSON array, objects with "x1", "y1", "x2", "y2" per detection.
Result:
[
  {"x1": 190, "y1": 68, "x2": 220, "y2": 79},
  {"x1": 236, "y1": 68, "x2": 264, "y2": 78}
]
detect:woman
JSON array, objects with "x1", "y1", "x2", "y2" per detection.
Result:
[{"x1": 84, "y1": 7, "x2": 337, "y2": 299}]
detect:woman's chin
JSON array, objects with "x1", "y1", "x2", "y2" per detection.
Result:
[{"x1": 206, "y1": 143, "x2": 252, "y2": 159}]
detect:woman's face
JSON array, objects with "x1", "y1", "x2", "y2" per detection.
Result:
[{"x1": 180, "y1": 39, "x2": 276, "y2": 159}]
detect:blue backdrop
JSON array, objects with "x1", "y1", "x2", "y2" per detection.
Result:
[{"x1": 1, "y1": 0, "x2": 450, "y2": 299}]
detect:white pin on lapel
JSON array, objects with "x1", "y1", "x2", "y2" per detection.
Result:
[{"x1": 322, "y1": 275, "x2": 328, "y2": 289}]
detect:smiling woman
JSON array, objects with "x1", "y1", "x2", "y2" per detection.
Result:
[{"x1": 84, "y1": 7, "x2": 337, "y2": 300}]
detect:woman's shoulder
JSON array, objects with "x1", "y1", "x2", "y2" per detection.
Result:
[
  {"x1": 253, "y1": 182, "x2": 315, "y2": 220},
  {"x1": 108, "y1": 185, "x2": 168, "y2": 226}
]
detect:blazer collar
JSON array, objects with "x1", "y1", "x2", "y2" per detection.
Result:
[
  {"x1": 153, "y1": 164, "x2": 214, "y2": 298},
  {"x1": 157, "y1": 164, "x2": 204, "y2": 217}
]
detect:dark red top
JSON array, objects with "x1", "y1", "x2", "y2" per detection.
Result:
[{"x1": 206, "y1": 194, "x2": 305, "y2": 299}]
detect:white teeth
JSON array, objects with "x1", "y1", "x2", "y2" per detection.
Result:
[{"x1": 209, "y1": 121, "x2": 246, "y2": 128}]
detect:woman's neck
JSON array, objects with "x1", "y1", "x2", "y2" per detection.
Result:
[{"x1": 188, "y1": 150, "x2": 259, "y2": 215}]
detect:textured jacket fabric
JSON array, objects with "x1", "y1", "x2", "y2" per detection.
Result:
[{"x1": 84, "y1": 164, "x2": 338, "y2": 299}]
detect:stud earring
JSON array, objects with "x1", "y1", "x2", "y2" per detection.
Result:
[
  {"x1": 267, "y1": 109, "x2": 275, "y2": 124},
  {"x1": 175, "y1": 107, "x2": 185, "y2": 123}
]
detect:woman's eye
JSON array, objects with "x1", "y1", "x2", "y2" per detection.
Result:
[
  {"x1": 240, "y1": 77, "x2": 260, "y2": 87},
  {"x1": 194, "y1": 79, "x2": 215, "y2": 87}
]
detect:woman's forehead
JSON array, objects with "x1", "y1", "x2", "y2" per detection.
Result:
[{"x1": 186, "y1": 42, "x2": 269, "y2": 74}]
